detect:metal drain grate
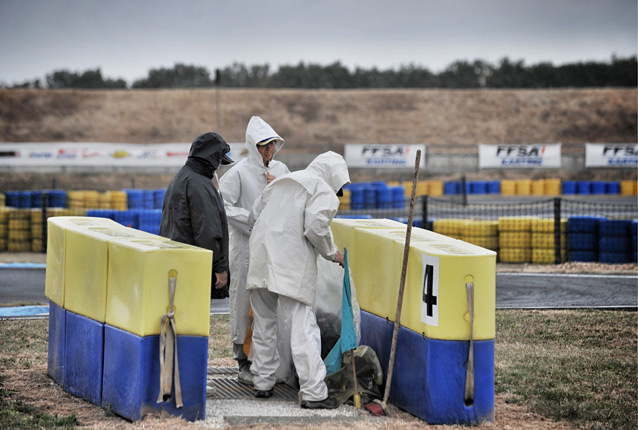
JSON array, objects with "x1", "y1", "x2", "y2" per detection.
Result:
[
  {"x1": 208, "y1": 377, "x2": 299, "y2": 401},
  {"x1": 207, "y1": 366, "x2": 236, "y2": 375}
]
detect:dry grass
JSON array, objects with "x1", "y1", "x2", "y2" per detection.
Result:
[
  {"x1": 1, "y1": 311, "x2": 635, "y2": 429},
  {"x1": 1, "y1": 88, "x2": 635, "y2": 152}
]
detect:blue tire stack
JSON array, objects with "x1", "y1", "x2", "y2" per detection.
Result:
[
  {"x1": 444, "y1": 181, "x2": 461, "y2": 195},
  {"x1": 567, "y1": 216, "x2": 602, "y2": 262},
  {"x1": 375, "y1": 182, "x2": 392, "y2": 209},
  {"x1": 143, "y1": 190, "x2": 154, "y2": 209},
  {"x1": 562, "y1": 181, "x2": 577, "y2": 195},
  {"x1": 606, "y1": 182, "x2": 620, "y2": 195},
  {"x1": 114, "y1": 210, "x2": 139, "y2": 229},
  {"x1": 391, "y1": 186, "x2": 405, "y2": 209},
  {"x1": 349, "y1": 184, "x2": 364, "y2": 210},
  {"x1": 30, "y1": 191, "x2": 43, "y2": 208},
  {"x1": 487, "y1": 181, "x2": 500, "y2": 194},
  {"x1": 138, "y1": 209, "x2": 162, "y2": 235},
  {"x1": 597, "y1": 219, "x2": 633, "y2": 264},
  {"x1": 363, "y1": 184, "x2": 376, "y2": 209},
  {"x1": 46, "y1": 190, "x2": 67, "y2": 208},
  {"x1": 153, "y1": 189, "x2": 166, "y2": 209},
  {"x1": 86, "y1": 210, "x2": 116, "y2": 220},
  {"x1": 124, "y1": 190, "x2": 144, "y2": 210}
]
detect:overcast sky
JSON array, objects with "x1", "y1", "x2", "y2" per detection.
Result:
[{"x1": 0, "y1": 0, "x2": 636, "y2": 85}]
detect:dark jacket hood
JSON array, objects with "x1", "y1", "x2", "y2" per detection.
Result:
[{"x1": 188, "y1": 132, "x2": 233, "y2": 169}]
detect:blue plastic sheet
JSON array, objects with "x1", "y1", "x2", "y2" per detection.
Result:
[{"x1": 324, "y1": 249, "x2": 358, "y2": 375}]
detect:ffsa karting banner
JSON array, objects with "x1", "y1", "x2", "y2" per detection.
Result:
[
  {"x1": 0, "y1": 142, "x2": 238, "y2": 167},
  {"x1": 344, "y1": 144, "x2": 426, "y2": 168},
  {"x1": 479, "y1": 143, "x2": 561, "y2": 168},
  {"x1": 585, "y1": 143, "x2": 638, "y2": 167}
]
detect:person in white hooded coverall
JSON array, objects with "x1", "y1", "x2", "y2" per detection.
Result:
[
  {"x1": 219, "y1": 116, "x2": 290, "y2": 385},
  {"x1": 246, "y1": 151, "x2": 350, "y2": 409}
]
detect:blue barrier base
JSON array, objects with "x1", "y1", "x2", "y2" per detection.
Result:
[
  {"x1": 64, "y1": 311, "x2": 104, "y2": 405},
  {"x1": 360, "y1": 310, "x2": 494, "y2": 425},
  {"x1": 47, "y1": 300, "x2": 65, "y2": 386},
  {"x1": 102, "y1": 325, "x2": 208, "y2": 422}
]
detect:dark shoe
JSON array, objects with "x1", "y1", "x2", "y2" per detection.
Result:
[
  {"x1": 255, "y1": 388, "x2": 274, "y2": 398},
  {"x1": 301, "y1": 396, "x2": 339, "y2": 409}
]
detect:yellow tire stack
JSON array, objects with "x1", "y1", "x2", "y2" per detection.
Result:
[
  {"x1": 83, "y1": 191, "x2": 99, "y2": 209},
  {"x1": 338, "y1": 188, "x2": 351, "y2": 210},
  {"x1": 0, "y1": 208, "x2": 9, "y2": 251},
  {"x1": 432, "y1": 219, "x2": 468, "y2": 240},
  {"x1": 500, "y1": 180, "x2": 516, "y2": 196},
  {"x1": 498, "y1": 217, "x2": 533, "y2": 263},
  {"x1": 427, "y1": 180, "x2": 444, "y2": 196},
  {"x1": 515, "y1": 179, "x2": 532, "y2": 196},
  {"x1": 31, "y1": 209, "x2": 44, "y2": 252},
  {"x1": 531, "y1": 218, "x2": 567, "y2": 264},
  {"x1": 107, "y1": 191, "x2": 128, "y2": 210},
  {"x1": 97, "y1": 192, "x2": 112, "y2": 209},
  {"x1": 416, "y1": 181, "x2": 429, "y2": 197},
  {"x1": 545, "y1": 178, "x2": 561, "y2": 196},
  {"x1": 461, "y1": 220, "x2": 499, "y2": 252},
  {"x1": 67, "y1": 191, "x2": 85, "y2": 209},
  {"x1": 8, "y1": 209, "x2": 31, "y2": 252},
  {"x1": 620, "y1": 180, "x2": 637, "y2": 196},
  {"x1": 531, "y1": 179, "x2": 545, "y2": 196}
]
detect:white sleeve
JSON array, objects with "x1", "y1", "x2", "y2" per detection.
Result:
[
  {"x1": 303, "y1": 187, "x2": 339, "y2": 261},
  {"x1": 220, "y1": 170, "x2": 252, "y2": 235}
]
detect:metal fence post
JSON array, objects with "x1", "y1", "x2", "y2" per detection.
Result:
[
  {"x1": 554, "y1": 197, "x2": 562, "y2": 264},
  {"x1": 41, "y1": 191, "x2": 47, "y2": 254},
  {"x1": 461, "y1": 175, "x2": 467, "y2": 206},
  {"x1": 422, "y1": 195, "x2": 429, "y2": 230}
]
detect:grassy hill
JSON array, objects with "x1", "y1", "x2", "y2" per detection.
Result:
[{"x1": 0, "y1": 88, "x2": 636, "y2": 189}]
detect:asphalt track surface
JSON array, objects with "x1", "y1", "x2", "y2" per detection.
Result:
[{"x1": 0, "y1": 265, "x2": 636, "y2": 311}]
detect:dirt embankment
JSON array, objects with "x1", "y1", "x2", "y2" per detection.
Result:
[
  {"x1": 0, "y1": 88, "x2": 636, "y2": 189},
  {"x1": 1, "y1": 88, "x2": 636, "y2": 151}
]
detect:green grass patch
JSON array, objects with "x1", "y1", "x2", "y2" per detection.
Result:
[
  {"x1": 0, "y1": 363, "x2": 79, "y2": 429},
  {"x1": 496, "y1": 310, "x2": 638, "y2": 429}
]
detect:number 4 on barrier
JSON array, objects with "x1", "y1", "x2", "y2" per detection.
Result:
[{"x1": 421, "y1": 254, "x2": 439, "y2": 327}]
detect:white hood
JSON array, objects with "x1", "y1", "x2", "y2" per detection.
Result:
[
  {"x1": 305, "y1": 151, "x2": 351, "y2": 194},
  {"x1": 245, "y1": 116, "x2": 285, "y2": 164}
]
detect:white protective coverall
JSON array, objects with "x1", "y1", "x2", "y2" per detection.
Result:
[
  {"x1": 219, "y1": 116, "x2": 289, "y2": 367},
  {"x1": 246, "y1": 151, "x2": 350, "y2": 401}
]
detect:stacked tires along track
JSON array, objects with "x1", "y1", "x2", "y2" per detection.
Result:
[
  {"x1": 566, "y1": 216, "x2": 601, "y2": 262},
  {"x1": 597, "y1": 219, "x2": 633, "y2": 264},
  {"x1": 531, "y1": 218, "x2": 567, "y2": 264},
  {"x1": 461, "y1": 220, "x2": 499, "y2": 253},
  {"x1": 498, "y1": 217, "x2": 533, "y2": 263}
]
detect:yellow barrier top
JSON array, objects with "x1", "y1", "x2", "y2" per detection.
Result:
[
  {"x1": 106, "y1": 238, "x2": 212, "y2": 337},
  {"x1": 45, "y1": 217, "x2": 158, "y2": 321},
  {"x1": 331, "y1": 218, "x2": 407, "y2": 272},
  {"x1": 339, "y1": 226, "x2": 496, "y2": 341}
]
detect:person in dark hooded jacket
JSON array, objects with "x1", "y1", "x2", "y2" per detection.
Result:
[{"x1": 160, "y1": 131, "x2": 233, "y2": 299}]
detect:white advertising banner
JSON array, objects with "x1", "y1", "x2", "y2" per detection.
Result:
[
  {"x1": 344, "y1": 144, "x2": 426, "y2": 168},
  {"x1": 585, "y1": 143, "x2": 638, "y2": 167},
  {"x1": 0, "y1": 142, "x2": 241, "y2": 167},
  {"x1": 479, "y1": 143, "x2": 561, "y2": 168}
]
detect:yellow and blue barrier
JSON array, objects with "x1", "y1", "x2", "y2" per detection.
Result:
[
  {"x1": 331, "y1": 220, "x2": 496, "y2": 425},
  {"x1": 45, "y1": 216, "x2": 212, "y2": 421}
]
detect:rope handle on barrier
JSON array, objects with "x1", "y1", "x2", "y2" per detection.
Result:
[
  {"x1": 157, "y1": 269, "x2": 183, "y2": 408},
  {"x1": 464, "y1": 277, "x2": 475, "y2": 406}
]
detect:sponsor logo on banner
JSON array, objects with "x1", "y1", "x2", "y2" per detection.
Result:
[
  {"x1": 344, "y1": 144, "x2": 425, "y2": 168},
  {"x1": 585, "y1": 143, "x2": 638, "y2": 167},
  {"x1": 479, "y1": 143, "x2": 561, "y2": 168}
]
